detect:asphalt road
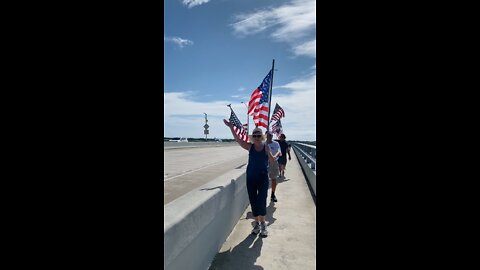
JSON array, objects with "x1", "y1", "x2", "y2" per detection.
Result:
[
  {"x1": 164, "y1": 141, "x2": 237, "y2": 149},
  {"x1": 164, "y1": 144, "x2": 249, "y2": 205}
]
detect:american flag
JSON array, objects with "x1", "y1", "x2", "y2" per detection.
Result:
[
  {"x1": 248, "y1": 70, "x2": 272, "y2": 129},
  {"x1": 229, "y1": 108, "x2": 249, "y2": 143},
  {"x1": 272, "y1": 119, "x2": 283, "y2": 138},
  {"x1": 242, "y1": 123, "x2": 248, "y2": 129},
  {"x1": 270, "y1": 103, "x2": 285, "y2": 121}
]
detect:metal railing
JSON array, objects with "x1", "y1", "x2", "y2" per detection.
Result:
[{"x1": 291, "y1": 142, "x2": 316, "y2": 171}]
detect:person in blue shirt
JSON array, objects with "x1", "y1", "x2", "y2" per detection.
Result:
[{"x1": 224, "y1": 119, "x2": 276, "y2": 237}]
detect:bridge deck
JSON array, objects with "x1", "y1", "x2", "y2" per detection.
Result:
[
  {"x1": 164, "y1": 144, "x2": 248, "y2": 204},
  {"x1": 208, "y1": 150, "x2": 316, "y2": 270}
]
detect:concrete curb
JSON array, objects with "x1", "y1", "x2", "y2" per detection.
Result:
[
  {"x1": 164, "y1": 167, "x2": 249, "y2": 270},
  {"x1": 293, "y1": 147, "x2": 316, "y2": 196}
]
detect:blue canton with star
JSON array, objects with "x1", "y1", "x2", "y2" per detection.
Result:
[
  {"x1": 258, "y1": 70, "x2": 272, "y2": 103},
  {"x1": 229, "y1": 111, "x2": 243, "y2": 129}
]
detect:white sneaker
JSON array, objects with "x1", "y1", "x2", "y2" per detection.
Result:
[
  {"x1": 251, "y1": 223, "x2": 261, "y2": 235},
  {"x1": 260, "y1": 223, "x2": 268, "y2": 237}
]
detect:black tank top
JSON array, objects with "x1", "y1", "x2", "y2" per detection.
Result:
[{"x1": 247, "y1": 143, "x2": 268, "y2": 172}]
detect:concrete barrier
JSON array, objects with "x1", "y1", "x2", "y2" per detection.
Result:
[
  {"x1": 164, "y1": 142, "x2": 236, "y2": 149},
  {"x1": 293, "y1": 147, "x2": 316, "y2": 196},
  {"x1": 164, "y1": 167, "x2": 249, "y2": 270}
]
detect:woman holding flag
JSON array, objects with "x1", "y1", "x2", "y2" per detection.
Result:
[
  {"x1": 225, "y1": 61, "x2": 276, "y2": 237},
  {"x1": 223, "y1": 119, "x2": 276, "y2": 237}
]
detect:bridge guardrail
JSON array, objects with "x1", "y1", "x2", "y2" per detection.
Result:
[
  {"x1": 291, "y1": 142, "x2": 316, "y2": 196},
  {"x1": 292, "y1": 143, "x2": 316, "y2": 170}
]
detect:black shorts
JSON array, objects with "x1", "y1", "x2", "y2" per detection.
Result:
[{"x1": 278, "y1": 156, "x2": 287, "y2": 165}]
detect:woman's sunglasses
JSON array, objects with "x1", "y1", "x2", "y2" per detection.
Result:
[{"x1": 252, "y1": 134, "x2": 262, "y2": 138}]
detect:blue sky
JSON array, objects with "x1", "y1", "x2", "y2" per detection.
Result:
[{"x1": 164, "y1": 0, "x2": 316, "y2": 140}]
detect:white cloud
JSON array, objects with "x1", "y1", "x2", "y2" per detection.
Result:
[
  {"x1": 275, "y1": 73, "x2": 316, "y2": 92},
  {"x1": 292, "y1": 39, "x2": 316, "y2": 57},
  {"x1": 269, "y1": 74, "x2": 316, "y2": 140},
  {"x1": 269, "y1": 0, "x2": 316, "y2": 42},
  {"x1": 164, "y1": 73, "x2": 316, "y2": 141},
  {"x1": 182, "y1": 0, "x2": 211, "y2": 8},
  {"x1": 164, "y1": 92, "x2": 245, "y2": 139},
  {"x1": 231, "y1": 94, "x2": 250, "y2": 100},
  {"x1": 231, "y1": 11, "x2": 276, "y2": 36},
  {"x1": 164, "y1": 36, "x2": 194, "y2": 48},
  {"x1": 230, "y1": 0, "x2": 316, "y2": 59},
  {"x1": 237, "y1": 87, "x2": 246, "y2": 91}
]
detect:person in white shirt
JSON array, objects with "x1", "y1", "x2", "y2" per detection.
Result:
[{"x1": 266, "y1": 131, "x2": 282, "y2": 202}]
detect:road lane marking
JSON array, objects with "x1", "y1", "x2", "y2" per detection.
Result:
[
  {"x1": 164, "y1": 145, "x2": 236, "y2": 150},
  {"x1": 164, "y1": 158, "x2": 245, "y2": 182}
]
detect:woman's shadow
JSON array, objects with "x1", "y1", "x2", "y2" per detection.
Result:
[
  {"x1": 210, "y1": 199, "x2": 278, "y2": 268},
  {"x1": 275, "y1": 175, "x2": 290, "y2": 184},
  {"x1": 208, "y1": 233, "x2": 264, "y2": 270},
  {"x1": 244, "y1": 201, "x2": 277, "y2": 229},
  {"x1": 265, "y1": 201, "x2": 277, "y2": 227}
]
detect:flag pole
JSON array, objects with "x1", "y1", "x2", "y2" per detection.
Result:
[
  {"x1": 241, "y1": 102, "x2": 249, "y2": 135},
  {"x1": 267, "y1": 59, "x2": 275, "y2": 132}
]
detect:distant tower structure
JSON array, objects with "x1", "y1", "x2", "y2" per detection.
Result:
[{"x1": 203, "y1": 113, "x2": 209, "y2": 141}]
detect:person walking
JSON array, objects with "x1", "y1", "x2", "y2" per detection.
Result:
[
  {"x1": 224, "y1": 119, "x2": 276, "y2": 237},
  {"x1": 266, "y1": 131, "x2": 281, "y2": 202},
  {"x1": 276, "y1": 134, "x2": 291, "y2": 178}
]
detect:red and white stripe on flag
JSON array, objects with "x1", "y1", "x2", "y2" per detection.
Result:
[
  {"x1": 248, "y1": 89, "x2": 268, "y2": 129},
  {"x1": 234, "y1": 126, "x2": 249, "y2": 143},
  {"x1": 271, "y1": 103, "x2": 285, "y2": 121},
  {"x1": 272, "y1": 120, "x2": 283, "y2": 138},
  {"x1": 247, "y1": 70, "x2": 272, "y2": 130}
]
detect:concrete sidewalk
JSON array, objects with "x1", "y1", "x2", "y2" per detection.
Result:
[{"x1": 208, "y1": 150, "x2": 316, "y2": 270}]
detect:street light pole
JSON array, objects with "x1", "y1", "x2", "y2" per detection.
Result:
[
  {"x1": 241, "y1": 102, "x2": 249, "y2": 134},
  {"x1": 203, "y1": 113, "x2": 208, "y2": 142}
]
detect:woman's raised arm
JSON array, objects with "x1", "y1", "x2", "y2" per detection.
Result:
[{"x1": 224, "y1": 119, "x2": 251, "y2": 151}]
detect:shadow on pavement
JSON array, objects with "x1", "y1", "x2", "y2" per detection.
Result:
[
  {"x1": 268, "y1": 176, "x2": 290, "y2": 189},
  {"x1": 200, "y1": 179, "x2": 235, "y2": 191},
  {"x1": 247, "y1": 202, "x2": 276, "y2": 228},
  {"x1": 208, "y1": 234, "x2": 264, "y2": 270},
  {"x1": 200, "y1": 186, "x2": 224, "y2": 191},
  {"x1": 265, "y1": 201, "x2": 277, "y2": 227},
  {"x1": 234, "y1": 163, "x2": 247, "y2": 169},
  {"x1": 276, "y1": 176, "x2": 290, "y2": 183},
  {"x1": 243, "y1": 211, "x2": 255, "y2": 220},
  {"x1": 243, "y1": 202, "x2": 276, "y2": 228}
]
